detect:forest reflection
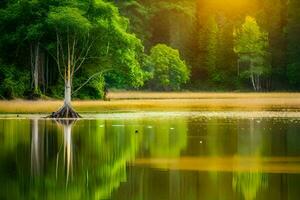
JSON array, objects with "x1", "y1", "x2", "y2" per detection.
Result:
[
  {"x1": 0, "y1": 116, "x2": 300, "y2": 199},
  {"x1": 0, "y1": 118, "x2": 188, "y2": 199},
  {"x1": 233, "y1": 119, "x2": 268, "y2": 200}
]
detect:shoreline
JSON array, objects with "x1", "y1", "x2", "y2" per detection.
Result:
[{"x1": 0, "y1": 92, "x2": 300, "y2": 113}]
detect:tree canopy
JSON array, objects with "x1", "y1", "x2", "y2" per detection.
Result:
[
  {"x1": 0, "y1": 0, "x2": 300, "y2": 99},
  {"x1": 233, "y1": 16, "x2": 270, "y2": 91},
  {"x1": 145, "y1": 44, "x2": 190, "y2": 91}
]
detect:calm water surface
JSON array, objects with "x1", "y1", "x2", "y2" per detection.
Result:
[{"x1": 0, "y1": 112, "x2": 300, "y2": 200}]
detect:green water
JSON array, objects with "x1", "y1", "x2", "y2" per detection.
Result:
[{"x1": 0, "y1": 112, "x2": 300, "y2": 200}]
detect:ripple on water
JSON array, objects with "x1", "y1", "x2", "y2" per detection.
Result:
[{"x1": 0, "y1": 111, "x2": 300, "y2": 121}]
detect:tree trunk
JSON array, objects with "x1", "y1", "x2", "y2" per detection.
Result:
[
  {"x1": 251, "y1": 73, "x2": 257, "y2": 91},
  {"x1": 257, "y1": 76, "x2": 260, "y2": 91},
  {"x1": 49, "y1": 32, "x2": 80, "y2": 118},
  {"x1": 64, "y1": 80, "x2": 71, "y2": 106},
  {"x1": 49, "y1": 80, "x2": 80, "y2": 118},
  {"x1": 49, "y1": 88, "x2": 80, "y2": 118},
  {"x1": 30, "y1": 42, "x2": 43, "y2": 98},
  {"x1": 49, "y1": 78, "x2": 80, "y2": 118},
  {"x1": 34, "y1": 43, "x2": 40, "y2": 93}
]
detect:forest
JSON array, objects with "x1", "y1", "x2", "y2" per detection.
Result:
[{"x1": 0, "y1": 0, "x2": 299, "y2": 100}]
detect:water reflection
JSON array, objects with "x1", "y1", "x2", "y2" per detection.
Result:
[
  {"x1": 31, "y1": 119, "x2": 43, "y2": 177},
  {"x1": 54, "y1": 120, "x2": 76, "y2": 186},
  {"x1": 233, "y1": 119, "x2": 269, "y2": 200},
  {"x1": 233, "y1": 172, "x2": 268, "y2": 200},
  {"x1": 0, "y1": 115, "x2": 299, "y2": 199},
  {"x1": 142, "y1": 118, "x2": 188, "y2": 158}
]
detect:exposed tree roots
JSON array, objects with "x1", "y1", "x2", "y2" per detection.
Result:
[{"x1": 49, "y1": 104, "x2": 81, "y2": 119}]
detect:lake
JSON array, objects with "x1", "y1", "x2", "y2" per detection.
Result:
[{"x1": 0, "y1": 111, "x2": 300, "y2": 200}]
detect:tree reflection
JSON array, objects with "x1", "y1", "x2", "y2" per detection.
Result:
[
  {"x1": 40, "y1": 119, "x2": 141, "y2": 199},
  {"x1": 232, "y1": 119, "x2": 269, "y2": 200},
  {"x1": 141, "y1": 118, "x2": 188, "y2": 158},
  {"x1": 54, "y1": 119, "x2": 76, "y2": 187},
  {"x1": 0, "y1": 117, "x2": 189, "y2": 199},
  {"x1": 0, "y1": 118, "x2": 139, "y2": 199},
  {"x1": 233, "y1": 172, "x2": 268, "y2": 200},
  {"x1": 2, "y1": 117, "x2": 300, "y2": 199},
  {"x1": 0, "y1": 119, "x2": 30, "y2": 199},
  {"x1": 111, "y1": 118, "x2": 189, "y2": 200},
  {"x1": 75, "y1": 119, "x2": 140, "y2": 199},
  {"x1": 31, "y1": 118, "x2": 44, "y2": 177}
]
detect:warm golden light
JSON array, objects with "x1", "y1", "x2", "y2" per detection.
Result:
[{"x1": 202, "y1": 0, "x2": 259, "y2": 13}]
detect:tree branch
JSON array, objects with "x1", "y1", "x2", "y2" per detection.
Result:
[
  {"x1": 57, "y1": 32, "x2": 67, "y2": 79},
  {"x1": 72, "y1": 68, "x2": 112, "y2": 95},
  {"x1": 73, "y1": 40, "x2": 95, "y2": 74},
  {"x1": 54, "y1": 31, "x2": 65, "y2": 81}
]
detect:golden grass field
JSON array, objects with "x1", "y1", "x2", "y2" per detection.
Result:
[
  {"x1": 107, "y1": 91, "x2": 300, "y2": 100},
  {"x1": 0, "y1": 92, "x2": 300, "y2": 113}
]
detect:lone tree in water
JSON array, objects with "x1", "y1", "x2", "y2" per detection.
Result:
[{"x1": 47, "y1": 0, "x2": 144, "y2": 118}]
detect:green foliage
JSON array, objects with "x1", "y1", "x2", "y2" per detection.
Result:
[
  {"x1": 234, "y1": 17, "x2": 269, "y2": 57},
  {"x1": 287, "y1": 0, "x2": 300, "y2": 88},
  {"x1": 287, "y1": 62, "x2": 300, "y2": 88},
  {"x1": 143, "y1": 118, "x2": 188, "y2": 158},
  {"x1": 116, "y1": 0, "x2": 152, "y2": 47},
  {"x1": 0, "y1": 0, "x2": 148, "y2": 100},
  {"x1": 0, "y1": 64, "x2": 30, "y2": 99},
  {"x1": 145, "y1": 44, "x2": 190, "y2": 91},
  {"x1": 151, "y1": 0, "x2": 196, "y2": 19},
  {"x1": 0, "y1": 117, "x2": 189, "y2": 199},
  {"x1": 48, "y1": 80, "x2": 64, "y2": 99},
  {"x1": 47, "y1": 7, "x2": 92, "y2": 34},
  {"x1": 205, "y1": 15, "x2": 225, "y2": 85},
  {"x1": 234, "y1": 16, "x2": 270, "y2": 91},
  {"x1": 0, "y1": 0, "x2": 299, "y2": 95},
  {"x1": 73, "y1": 73, "x2": 105, "y2": 100}
]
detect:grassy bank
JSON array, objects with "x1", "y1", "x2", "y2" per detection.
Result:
[
  {"x1": 107, "y1": 92, "x2": 300, "y2": 99},
  {"x1": 0, "y1": 92, "x2": 300, "y2": 114}
]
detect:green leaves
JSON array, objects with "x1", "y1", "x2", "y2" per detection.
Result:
[
  {"x1": 0, "y1": 64, "x2": 30, "y2": 99},
  {"x1": 151, "y1": 1, "x2": 196, "y2": 19},
  {"x1": 233, "y1": 16, "x2": 269, "y2": 57},
  {"x1": 287, "y1": 0, "x2": 300, "y2": 88},
  {"x1": 146, "y1": 44, "x2": 190, "y2": 91},
  {"x1": 233, "y1": 16, "x2": 270, "y2": 90},
  {"x1": 47, "y1": 6, "x2": 91, "y2": 34}
]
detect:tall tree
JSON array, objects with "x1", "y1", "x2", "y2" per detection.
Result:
[
  {"x1": 287, "y1": 0, "x2": 300, "y2": 88},
  {"x1": 47, "y1": 0, "x2": 144, "y2": 118},
  {"x1": 234, "y1": 16, "x2": 270, "y2": 91},
  {"x1": 47, "y1": 6, "x2": 92, "y2": 117},
  {"x1": 206, "y1": 15, "x2": 219, "y2": 84}
]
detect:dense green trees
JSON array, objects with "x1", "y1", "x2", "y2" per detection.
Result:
[
  {"x1": 287, "y1": 0, "x2": 300, "y2": 88},
  {"x1": 0, "y1": 0, "x2": 147, "y2": 102},
  {"x1": 45, "y1": 0, "x2": 146, "y2": 117},
  {"x1": 206, "y1": 16, "x2": 222, "y2": 85},
  {"x1": 117, "y1": 0, "x2": 298, "y2": 91},
  {"x1": 0, "y1": 0, "x2": 47, "y2": 97},
  {"x1": 0, "y1": 64, "x2": 30, "y2": 99},
  {"x1": 0, "y1": 0, "x2": 299, "y2": 99},
  {"x1": 0, "y1": 116, "x2": 189, "y2": 199}
]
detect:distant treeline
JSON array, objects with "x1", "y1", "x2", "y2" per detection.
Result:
[
  {"x1": 0, "y1": 0, "x2": 299, "y2": 100},
  {"x1": 116, "y1": 0, "x2": 300, "y2": 91}
]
